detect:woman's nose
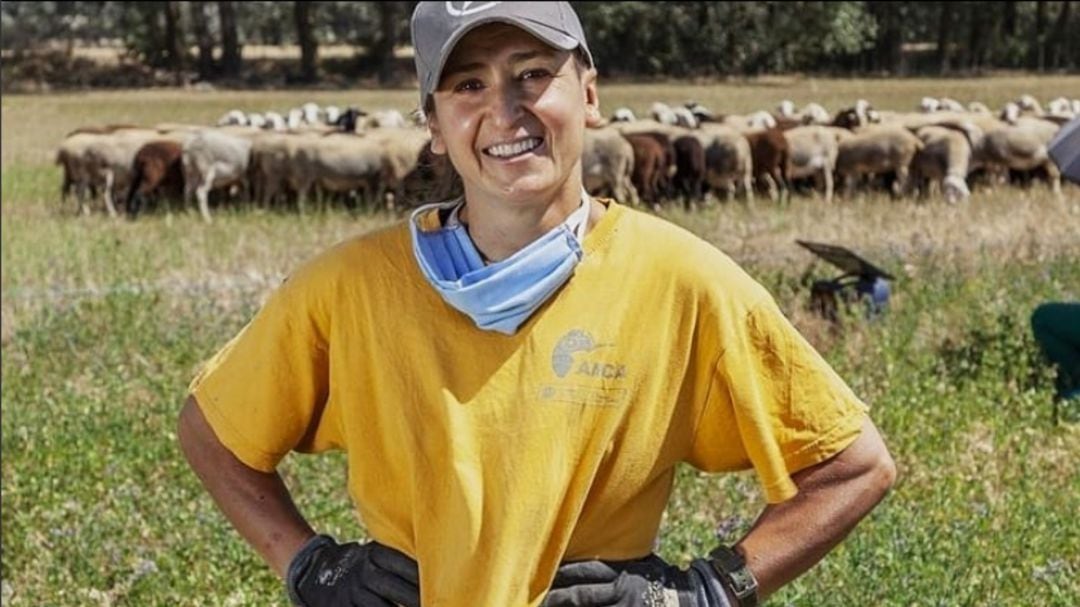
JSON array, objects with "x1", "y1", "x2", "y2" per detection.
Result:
[{"x1": 488, "y1": 82, "x2": 525, "y2": 128}]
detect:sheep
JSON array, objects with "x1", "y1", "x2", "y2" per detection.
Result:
[
  {"x1": 974, "y1": 124, "x2": 1061, "y2": 194},
  {"x1": 263, "y1": 111, "x2": 287, "y2": 131},
  {"x1": 968, "y1": 102, "x2": 992, "y2": 115},
  {"x1": 623, "y1": 132, "x2": 675, "y2": 205},
  {"x1": 301, "y1": 102, "x2": 321, "y2": 125},
  {"x1": 216, "y1": 109, "x2": 247, "y2": 126},
  {"x1": 671, "y1": 135, "x2": 705, "y2": 208},
  {"x1": 650, "y1": 102, "x2": 679, "y2": 126},
  {"x1": 910, "y1": 124, "x2": 977, "y2": 204},
  {"x1": 246, "y1": 113, "x2": 267, "y2": 129},
  {"x1": 82, "y1": 128, "x2": 162, "y2": 217},
  {"x1": 182, "y1": 129, "x2": 254, "y2": 222},
  {"x1": 582, "y1": 126, "x2": 638, "y2": 205},
  {"x1": 919, "y1": 97, "x2": 940, "y2": 113},
  {"x1": 835, "y1": 125, "x2": 924, "y2": 198},
  {"x1": 611, "y1": 107, "x2": 637, "y2": 123},
  {"x1": 287, "y1": 108, "x2": 305, "y2": 130},
  {"x1": 1047, "y1": 97, "x2": 1071, "y2": 116},
  {"x1": 323, "y1": 105, "x2": 341, "y2": 126},
  {"x1": 938, "y1": 97, "x2": 965, "y2": 113},
  {"x1": 743, "y1": 128, "x2": 789, "y2": 202},
  {"x1": 684, "y1": 101, "x2": 716, "y2": 123},
  {"x1": 672, "y1": 106, "x2": 699, "y2": 129},
  {"x1": 694, "y1": 123, "x2": 754, "y2": 203},
  {"x1": 126, "y1": 139, "x2": 185, "y2": 217},
  {"x1": 290, "y1": 133, "x2": 389, "y2": 212},
  {"x1": 362, "y1": 109, "x2": 409, "y2": 130},
  {"x1": 783, "y1": 125, "x2": 850, "y2": 203}
]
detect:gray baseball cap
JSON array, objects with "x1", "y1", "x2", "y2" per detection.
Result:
[
  {"x1": 411, "y1": 1, "x2": 594, "y2": 107},
  {"x1": 1048, "y1": 117, "x2": 1080, "y2": 184}
]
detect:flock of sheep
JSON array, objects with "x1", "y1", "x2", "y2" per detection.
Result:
[{"x1": 55, "y1": 94, "x2": 1078, "y2": 223}]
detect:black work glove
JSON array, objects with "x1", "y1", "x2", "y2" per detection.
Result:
[
  {"x1": 542, "y1": 554, "x2": 733, "y2": 607},
  {"x1": 286, "y1": 534, "x2": 420, "y2": 607}
]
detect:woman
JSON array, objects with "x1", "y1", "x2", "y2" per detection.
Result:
[{"x1": 178, "y1": 3, "x2": 896, "y2": 606}]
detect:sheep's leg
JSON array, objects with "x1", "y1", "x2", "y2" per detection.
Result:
[
  {"x1": 742, "y1": 174, "x2": 755, "y2": 205},
  {"x1": 102, "y1": 169, "x2": 119, "y2": 218},
  {"x1": 762, "y1": 173, "x2": 778, "y2": 203},
  {"x1": 1045, "y1": 161, "x2": 1062, "y2": 196},
  {"x1": 196, "y1": 168, "x2": 215, "y2": 223}
]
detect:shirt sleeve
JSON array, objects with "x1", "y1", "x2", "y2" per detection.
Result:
[
  {"x1": 187, "y1": 262, "x2": 340, "y2": 473},
  {"x1": 687, "y1": 295, "x2": 869, "y2": 503}
]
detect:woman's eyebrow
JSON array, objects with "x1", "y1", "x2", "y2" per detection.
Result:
[
  {"x1": 509, "y1": 49, "x2": 557, "y2": 65},
  {"x1": 441, "y1": 61, "x2": 486, "y2": 80}
]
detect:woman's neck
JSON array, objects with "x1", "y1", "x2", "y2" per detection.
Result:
[{"x1": 458, "y1": 175, "x2": 588, "y2": 263}]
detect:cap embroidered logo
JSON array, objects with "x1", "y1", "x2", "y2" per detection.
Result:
[{"x1": 446, "y1": 1, "x2": 500, "y2": 17}]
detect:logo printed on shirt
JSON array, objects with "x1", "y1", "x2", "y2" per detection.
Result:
[
  {"x1": 541, "y1": 329, "x2": 628, "y2": 406},
  {"x1": 445, "y1": 1, "x2": 500, "y2": 17}
]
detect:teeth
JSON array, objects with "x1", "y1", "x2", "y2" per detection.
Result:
[{"x1": 486, "y1": 137, "x2": 542, "y2": 158}]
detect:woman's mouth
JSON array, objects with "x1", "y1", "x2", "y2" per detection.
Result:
[{"x1": 483, "y1": 137, "x2": 544, "y2": 159}]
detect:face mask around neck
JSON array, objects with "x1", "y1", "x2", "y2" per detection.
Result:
[{"x1": 409, "y1": 193, "x2": 591, "y2": 335}]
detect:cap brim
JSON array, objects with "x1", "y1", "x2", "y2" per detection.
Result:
[{"x1": 424, "y1": 16, "x2": 580, "y2": 103}]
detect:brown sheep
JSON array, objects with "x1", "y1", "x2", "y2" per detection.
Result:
[
  {"x1": 126, "y1": 140, "x2": 185, "y2": 218},
  {"x1": 622, "y1": 133, "x2": 668, "y2": 205},
  {"x1": 672, "y1": 135, "x2": 705, "y2": 208},
  {"x1": 744, "y1": 128, "x2": 790, "y2": 202}
]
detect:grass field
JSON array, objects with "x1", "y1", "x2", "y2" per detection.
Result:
[{"x1": 2, "y1": 76, "x2": 1080, "y2": 606}]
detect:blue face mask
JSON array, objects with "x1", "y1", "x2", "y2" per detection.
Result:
[{"x1": 409, "y1": 192, "x2": 591, "y2": 335}]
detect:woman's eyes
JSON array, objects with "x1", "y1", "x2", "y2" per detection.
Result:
[
  {"x1": 520, "y1": 68, "x2": 552, "y2": 81},
  {"x1": 451, "y1": 68, "x2": 552, "y2": 93},
  {"x1": 453, "y1": 78, "x2": 484, "y2": 93}
]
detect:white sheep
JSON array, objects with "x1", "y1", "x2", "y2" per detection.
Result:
[{"x1": 216, "y1": 109, "x2": 247, "y2": 127}]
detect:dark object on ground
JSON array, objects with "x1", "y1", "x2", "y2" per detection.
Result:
[
  {"x1": 1030, "y1": 301, "x2": 1080, "y2": 425},
  {"x1": 797, "y1": 240, "x2": 894, "y2": 322}
]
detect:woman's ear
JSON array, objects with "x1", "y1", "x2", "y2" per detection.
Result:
[
  {"x1": 428, "y1": 113, "x2": 447, "y2": 155},
  {"x1": 582, "y1": 69, "x2": 602, "y2": 128}
]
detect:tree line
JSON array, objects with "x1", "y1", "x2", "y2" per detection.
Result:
[{"x1": 1, "y1": 1, "x2": 1076, "y2": 86}]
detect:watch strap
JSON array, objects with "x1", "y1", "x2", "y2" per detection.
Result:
[{"x1": 707, "y1": 545, "x2": 758, "y2": 607}]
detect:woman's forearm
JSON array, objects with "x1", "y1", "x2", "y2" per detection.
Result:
[
  {"x1": 178, "y1": 396, "x2": 316, "y2": 577},
  {"x1": 734, "y1": 417, "x2": 897, "y2": 599}
]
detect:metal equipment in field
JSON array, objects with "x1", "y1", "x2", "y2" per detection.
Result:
[{"x1": 797, "y1": 240, "x2": 895, "y2": 322}]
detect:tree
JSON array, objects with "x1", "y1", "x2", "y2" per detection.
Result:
[
  {"x1": 218, "y1": 1, "x2": 242, "y2": 78},
  {"x1": 936, "y1": 3, "x2": 955, "y2": 74},
  {"x1": 295, "y1": 1, "x2": 318, "y2": 83},
  {"x1": 1048, "y1": 0, "x2": 1072, "y2": 69},
  {"x1": 163, "y1": 1, "x2": 186, "y2": 82},
  {"x1": 189, "y1": 1, "x2": 216, "y2": 80}
]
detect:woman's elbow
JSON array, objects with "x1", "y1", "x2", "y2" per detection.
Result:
[{"x1": 871, "y1": 446, "x2": 898, "y2": 497}]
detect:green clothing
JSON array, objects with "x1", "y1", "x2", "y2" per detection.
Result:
[{"x1": 1031, "y1": 302, "x2": 1080, "y2": 399}]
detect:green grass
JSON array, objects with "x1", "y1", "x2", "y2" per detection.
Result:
[{"x1": 3, "y1": 79, "x2": 1080, "y2": 605}]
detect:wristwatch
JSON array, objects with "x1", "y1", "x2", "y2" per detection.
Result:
[{"x1": 707, "y1": 545, "x2": 759, "y2": 607}]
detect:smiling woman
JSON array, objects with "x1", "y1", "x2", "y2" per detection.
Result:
[{"x1": 177, "y1": 3, "x2": 896, "y2": 607}]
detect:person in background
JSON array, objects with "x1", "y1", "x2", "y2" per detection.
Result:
[{"x1": 178, "y1": 3, "x2": 897, "y2": 605}]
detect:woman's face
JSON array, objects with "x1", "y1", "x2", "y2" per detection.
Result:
[{"x1": 427, "y1": 24, "x2": 600, "y2": 206}]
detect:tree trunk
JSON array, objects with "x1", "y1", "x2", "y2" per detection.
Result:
[
  {"x1": 1048, "y1": 0, "x2": 1072, "y2": 69},
  {"x1": 936, "y1": 3, "x2": 954, "y2": 74},
  {"x1": 373, "y1": 3, "x2": 402, "y2": 85},
  {"x1": 1003, "y1": 1, "x2": 1017, "y2": 37},
  {"x1": 1032, "y1": 0, "x2": 1047, "y2": 71},
  {"x1": 218, "y1": 1, "x2": 242, "y2": 78},
  {"x1": 295, "y1": 1, "x2": 318, "y2": 83},
  {"x1": 189, "y1": 2, "x2": 216, "y2": 80},
  {"x1": 164, "y1": 1, "x2": 186, "y2": 83}
]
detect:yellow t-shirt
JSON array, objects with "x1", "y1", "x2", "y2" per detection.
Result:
[{"x1": 189, "y1": 200, "x2": 868, "y2": 607}]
